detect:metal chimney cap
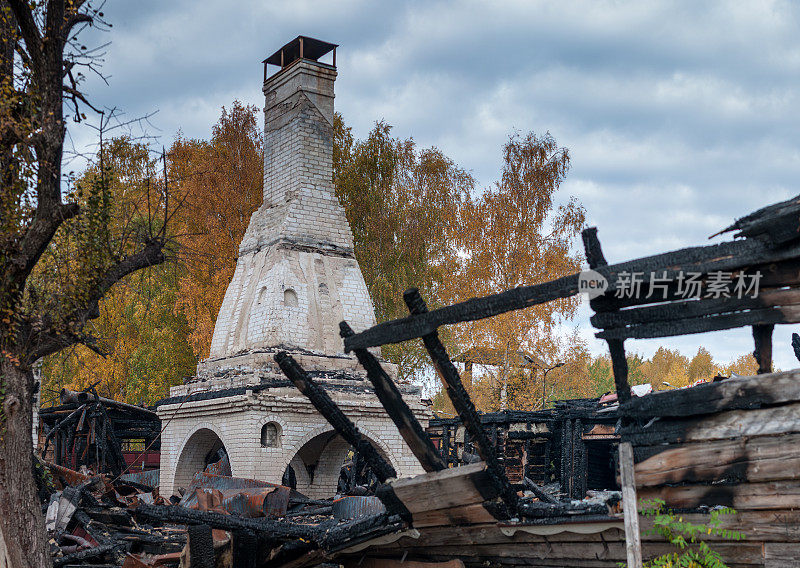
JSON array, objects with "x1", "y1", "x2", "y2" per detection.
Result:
[{"x1": 263, "y1": 36, "x2": 338, "y2": 68}]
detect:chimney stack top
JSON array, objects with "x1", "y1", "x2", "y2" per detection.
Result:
[{"x1": 263, "y1": 36, "x2": 337, "y2": 79}]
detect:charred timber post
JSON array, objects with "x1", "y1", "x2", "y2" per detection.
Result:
[
  {"x1": 274, "y1": 352, "x2": 413, "y2": 522},
  {"x1": 752, "y1": 324, "x2": 774, "y2": 374},
  {"x1": 403, "y1": 287, "x2": 519, "y2": 517},
  {"x1": 583, "y1": 227, "x2": 632, "y2": 403},
  {"x1": 275, "y1": 352, "x2": 396, "y2": 481},
  {"x1": 340, "y1": 321, "x2": 446, "y2": 473}
]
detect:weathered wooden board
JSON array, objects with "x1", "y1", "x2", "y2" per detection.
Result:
[
  {"x1": 638, "y1": 480, "x2": 800, "y2": 510},
  {"x1": 634, "y1": 433, "x2": 800, "y2": 486},
  {"x1": 640, "y1": 510, "x2": 800, "y2": 542},
  {"x1": 372, "y1": 541, "x2": 765, "y2": 564},
  {"x1": 620, "y1": 403, "x2": 800, "y2": 446},
  {"x1": 390, "y1": 462, "x2": 497, "y2": 514},
  {"x1": 620, "y1": 369, "x2": 800, "y2": 419},
  {"x1": 411, "y1": 503, "x2": 497, "y2": 528},
  {"x1": 376, "y1": 524, "x2": 625, "y2": 549},
  {"x1": 764, "y1": 543, "x2": 800, "y2": 568}
]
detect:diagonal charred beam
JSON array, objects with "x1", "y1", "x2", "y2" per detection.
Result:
[
  {"x1": 274, "y1": 352, "x2": 412, "y2": 522},
  {"x1": 340, "y1": 321, "x2": 445, "y2": 473},
  {"x1": 275, "y1": 351, "x2": 396, "y2": 482},
  {"x1": 136, "y1": 504, "x2": 316, "y2": 540},
  {"x1": 403, "y1": 288, "x2": 518, "y2": 517}
]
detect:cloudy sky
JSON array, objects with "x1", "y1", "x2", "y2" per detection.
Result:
[{"x1": 73, "y1": 0, "x2": 800, "y2": 370}]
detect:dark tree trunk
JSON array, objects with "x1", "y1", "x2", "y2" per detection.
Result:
[{"x1": 0, "y1": 359, "x2": 50, "y2": 568}]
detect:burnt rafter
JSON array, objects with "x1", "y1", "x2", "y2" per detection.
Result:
[
  {"x1": 340, "y1": 321, "x2": 446, "y2": 473},
  {"x1": 403, "y1": 288, "x2": 520, "y2": 517},
  {"x1": 274, "y1": 351, "x2": 413, "y2": 522}
]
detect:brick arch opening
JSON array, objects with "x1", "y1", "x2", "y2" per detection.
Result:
[
  {"x1": 282, "y1": 430, "x2": 396, "y2": 499},
  {"x1": 172, "y1": 427, "x2": 228, "y2": 495}
]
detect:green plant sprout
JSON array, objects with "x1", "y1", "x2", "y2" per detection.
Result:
[{"x1": 619, "y1": 498, "x2": 746, "y2": 568}]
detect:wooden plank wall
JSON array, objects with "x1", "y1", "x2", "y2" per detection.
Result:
[{"x1": 620, "y1": 369, "x2": 800, "y2": 567}]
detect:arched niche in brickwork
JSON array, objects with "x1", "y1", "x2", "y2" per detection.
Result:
[
  {"x1": 171, "y1": 426, "x2": 229, "y2": 494},
  {"x1": 280, "y1": 426, "x2": 401, "y2": 499}
]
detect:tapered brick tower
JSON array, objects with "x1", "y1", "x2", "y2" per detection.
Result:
[
  {"x1": 203, "y1": 37, "x2": 375, "y2": 371},
  {"x1": 157, "y1": 38, "x2": 428, "y2": 500}
]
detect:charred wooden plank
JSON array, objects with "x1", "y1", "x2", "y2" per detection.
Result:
[
  {"x1": 404, "y1": 288, "x2": 518, "y2": 517},
  {"x1": 187, "y1": 524, "x2": 214, "y2": 568},
  {"x1": 516, "y1": 500, "x2": 610, "y2": 518},
  {"x1": 135, "y1": 505, "x2": 317, "y2": 540},
  {"x1": 619, "y1": 403, "x2": 800, "y2": 446},
  {"x1": 633, "y1": 433, "x2": 800, "y2": 487},
  {"x1": 53, "y1": 544, "x2": 117, "y2": 567},
  {"x1": 340, "y1": 321, "x2": 445, "y2": 473},
  {"x1": 591, "y1": 286, "x2": 800, "y2": 329},
  {"x1": 619, "y1": 369, "x2": 800, "y2": 419},
  {"x1": 638, "y1": 480, "x2": 800, "y2": 511},
  {"x1": 717, "y1": 192, "x2": 800, "y2": 244},
  {"x1": 596, "y1": 304, "x2": 800, "y2": 340}
]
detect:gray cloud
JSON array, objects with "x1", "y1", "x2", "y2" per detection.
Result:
[{"x1": 69, "y1": 0, "x2": 800, "y2": 371}]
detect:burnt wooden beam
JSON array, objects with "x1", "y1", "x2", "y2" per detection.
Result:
[
  {"x1": 52, "y1": 544, "x2": 118, "y2": 567},
  {"x1": 607, "y1": 339, "x2": 632, "y2": 403},
  {"x1": 717, "y1": 192, "x2": 800, "y2": 245},
  {"x1": 442, "y1": 425, "x2": 451, "y2": 467},
  {"x1": 592, "y1": 287, "x2": 800, "y2": 329},
  {"x1": 136, "y1": 505, "x2": 317, "y2": 540},
  {"x1": 188, "y1": 524, "x2": 214, "y2": 568},
  {"x1": 572, "y1": 419, "x2": 587, "y2": 500},
  {"x1": 619, "y1": 369, "x2": 800, "y2": 419},
  {"x1": 340, "y1": 321, "x2": 445, "y2": 473},
  {"x1": 274, "y1": 352, "x2": 412, "y2": 522},
  {"x1": 597, "y1": 305, "x2": 800, "y2": 341},
  {"x1": 583, "y1": 228, "x2": 632, "y2": 404},
  {"x1": 582, "y1": 227, "x2": 608, "y2": 269},
  {"x1": 560, "y1": 419, "x2": 572, "y2": 499},
  {"x1": 345, "y1": 237, "x2": 800, "y2": 351},
  {"x1": 523, "y1": 477, "x2": 558, "y2": 504},
  {"x1": 752, "y1": 323, "x2": 774, "y2": 374},
  {"x1": 275, "y1": 351, "x2": 396, "y2": 482},
  {"x1": 404, "y1": 288, "x2": 519, "y2": 516},
  {"x1": 516, "y1": 500, "x2": 609, "y2": 518}
]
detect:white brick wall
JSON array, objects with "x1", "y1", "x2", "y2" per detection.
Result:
[{"x1": 158, "y1": 391, "x2": 428, "y2": 498}]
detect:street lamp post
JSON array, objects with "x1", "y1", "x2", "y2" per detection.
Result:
[{"x1": 541, "y1": 362, "x2": 565, "y2": 409}]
